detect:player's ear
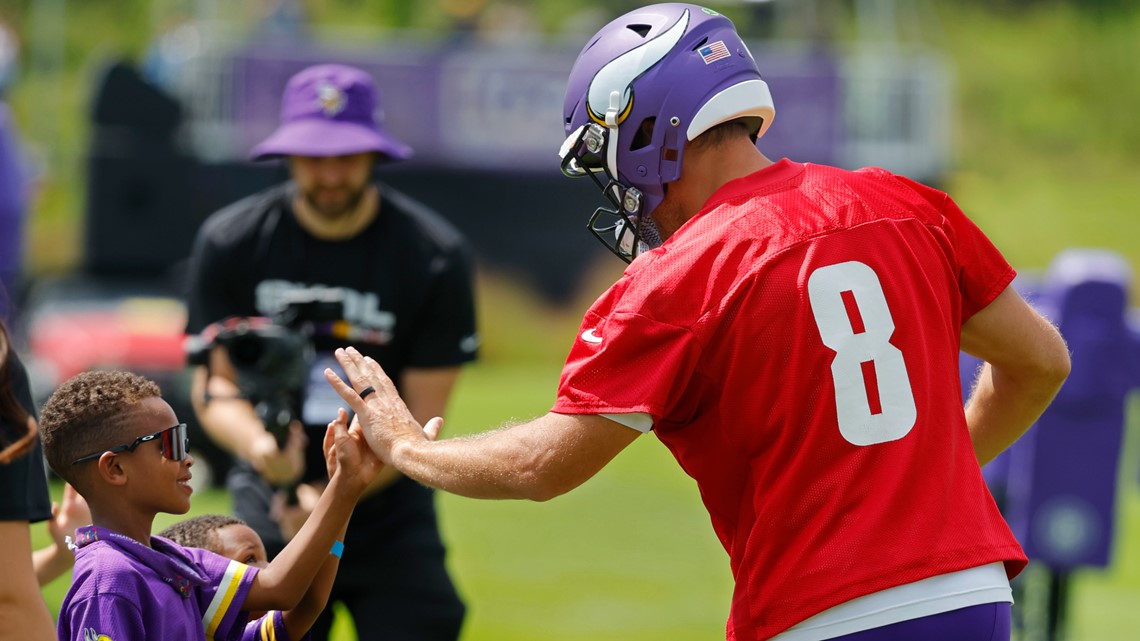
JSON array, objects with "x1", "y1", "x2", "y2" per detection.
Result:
[{"x1": 96, "y1": 452, "x2": 130, "y2": 486}]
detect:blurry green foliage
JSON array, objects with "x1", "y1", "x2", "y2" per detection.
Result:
[{"x1": 0, "y1": 0, "x2": 1137, "y2": 277}]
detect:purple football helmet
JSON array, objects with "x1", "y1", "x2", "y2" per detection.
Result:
[{"x1": 560, "y1": 3, "x2": 775, "y2": 262}]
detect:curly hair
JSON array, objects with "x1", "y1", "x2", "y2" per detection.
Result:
[
  {"x1": 39, "y1": 370, "x2": 163, "y2": 483},
  {"x1": 158, "y1": 514, "x2": 247, "y2": 551}
]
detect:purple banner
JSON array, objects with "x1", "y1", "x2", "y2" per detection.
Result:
[{"x1": 227, "y1": 41, "x2": 842, "y2": 172}]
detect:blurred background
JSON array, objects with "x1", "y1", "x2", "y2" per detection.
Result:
[{"x1": 2, "y1": 0, "x2": 1138, "y2": 640}]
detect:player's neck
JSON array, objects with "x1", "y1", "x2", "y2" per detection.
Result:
[
  {"x1": 693, "y1": 136, "x2": 773, "y2": 202},
  {"x1": 293, "y1": 185, "x2": 380, "y2": 241},
  {"x1": 667, "y1": 138, "x2": 773, "y2": 226}
]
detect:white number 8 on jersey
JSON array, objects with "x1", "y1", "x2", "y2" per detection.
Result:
[{"x1": 808, "y1": 261, "x2": 917, "y2": 446}]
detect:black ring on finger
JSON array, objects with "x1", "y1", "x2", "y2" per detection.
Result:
[{"x1": 359, "y1": 386, "x2": 376, "y2": 400}]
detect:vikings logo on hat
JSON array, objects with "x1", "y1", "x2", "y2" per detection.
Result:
[{"x1": 317, "y1": 81, "x2": 346, "y2": 117}]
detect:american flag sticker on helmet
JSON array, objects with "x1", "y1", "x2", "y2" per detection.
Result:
[{"x1": 698, "y1": 40, "x2": 731, "y2": 64}]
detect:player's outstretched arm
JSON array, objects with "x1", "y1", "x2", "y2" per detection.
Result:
[
  {"x1": 961, "y1": 285, "x2": 1071, "y2": 465},
  {"x1": 326, "y1": 347, "x2": 641, "y2": 501},
  {"x1": 244, "y1": 412, "x2": 381, "y2": 612}
]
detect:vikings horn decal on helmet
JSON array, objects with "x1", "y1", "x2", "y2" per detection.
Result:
[
  {"x1": 560, "y1": 3, "x2": 775, "y2": 263},
  {"x1": 585, "y1": 10, "x2": 690, "y2": 131}
]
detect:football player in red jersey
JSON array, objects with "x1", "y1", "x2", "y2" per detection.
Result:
[{"x1": 327, "y1": 4, "x2": 1070, "y2": 640}]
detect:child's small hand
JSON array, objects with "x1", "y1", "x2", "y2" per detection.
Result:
[
  {"x1": 47, "y1": 484, "x2": 91, "y2": 550},
  {"x1": 324, "y1": 408, "x2": 384, "y2": 493},
  {"x1": 323, "y1": 408, "x2": 349, "y2": 480}
]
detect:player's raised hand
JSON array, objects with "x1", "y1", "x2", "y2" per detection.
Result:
[
  {"x1": 325, "y1": 347, "x2": 429, "y2": 466},
  {"x1": 422, "y1": 416, "x2": 444, "y2": 442}
]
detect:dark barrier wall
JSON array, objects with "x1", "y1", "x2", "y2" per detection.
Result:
[
  {"x1": 187, "y1": 161, "x2": 611, "y2": 303},
  {"x1": 84, "y1": 61, "x2": 196, "y2": 276}
]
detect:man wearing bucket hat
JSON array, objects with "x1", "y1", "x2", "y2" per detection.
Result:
[{"x1": 185, "y1": 63, "x2": 474, "y2": 641}]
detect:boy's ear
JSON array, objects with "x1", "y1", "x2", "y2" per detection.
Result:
[{"x1": 96, "y1": 452, "x2": 130, "y2": 486}]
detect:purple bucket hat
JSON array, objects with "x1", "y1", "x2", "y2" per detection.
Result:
[{"x1": 250, "y1": 64, "x2": 413, "y2": 162}]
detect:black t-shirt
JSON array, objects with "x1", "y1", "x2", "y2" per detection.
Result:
[
  {"x1": 0, "y1": 349, "x2": 52, "y2": 523},
  {"x1": 185, "y1": 180, "x2": 477, "y2": 524}
]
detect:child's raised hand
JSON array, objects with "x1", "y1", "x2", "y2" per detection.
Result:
[
  {"x1": 324, "y1": 408, "x2": 384, "y2": 493},
  {"x1": 47, "y1": 484, "x2": 91, "y2": 549},
  {"x1": 323, "y1": 408, "x2": 349, "y2": 480}
]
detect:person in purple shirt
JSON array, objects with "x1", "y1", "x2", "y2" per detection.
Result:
[
  {"x1": 0, "y1": 19, "x2": 29, "y2": 322},
  {"x1": 0, "y1": 101, "x2": 31, "y2": 322},
  {"x1": 38, "y1": 370, "x2": 382, "y2": 641}
]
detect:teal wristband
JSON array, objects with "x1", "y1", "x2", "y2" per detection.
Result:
[{"x1": 330, "y1": 540, "x2": 344, "y2": 559}]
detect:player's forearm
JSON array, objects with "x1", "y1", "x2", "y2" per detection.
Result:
[
  {"x1": 391, "y1": 428, "x2": 557, "y2": 500},
  {"x1": 246, "y1": 474, "x2": 362, "y2": 610},
  {"x1": 960, "y1": 286, "x2": 1070, "y2": 466},
  {"x1": 390, "y1": 414, "x2": 632, "y2": 502},
  {"x1": 966, "y1": 357, "x2": 1069, "y2": 466}
]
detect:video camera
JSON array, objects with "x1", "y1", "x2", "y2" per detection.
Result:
[{"x1": 186, "y1": 289, "x2": 345, "y2": 450}]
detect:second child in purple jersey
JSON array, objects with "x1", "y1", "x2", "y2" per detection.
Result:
[{"x1": 161, "y1": 511, "x2": 343, "y2": 639}]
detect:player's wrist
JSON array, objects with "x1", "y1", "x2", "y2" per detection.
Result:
[{"x1": 388, "y1": 435, "x2": 424, "y2": 474}]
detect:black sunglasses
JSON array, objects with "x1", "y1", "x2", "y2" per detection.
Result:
[{"x1": 72, "y1": 423, "x2": 190, "y2": 465}]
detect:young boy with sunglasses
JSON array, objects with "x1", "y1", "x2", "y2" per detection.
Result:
[{"x1": 38, "y1": 370, "x2": 380, "y2": 641}]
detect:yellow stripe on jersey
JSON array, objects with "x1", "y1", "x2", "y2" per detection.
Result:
[
  {"x1": 202, "y1": 560, "x2": 250, "y2": 640},
  {"x1": 260, "y1": 611, "x2": 279, "y2": 641}
]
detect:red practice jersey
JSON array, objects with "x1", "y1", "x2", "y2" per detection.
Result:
[{"x1": 553, "y1": 159, "x2": 1027, "y2": 640}]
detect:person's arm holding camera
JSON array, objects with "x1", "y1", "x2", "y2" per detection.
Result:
[
  {"x1": 185, "y1": 217, "x2": 307, "y2": 487},
  {"x1": 190, "y1": 346, "x2": 307, "y2": 487}
]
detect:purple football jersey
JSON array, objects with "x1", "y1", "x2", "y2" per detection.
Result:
[
  {"x1": 242, "y1": 610, "x2": 312, "y2": 641},
  {"x1": 59, "y1": 526, "x2": 258, "y2": 641}
]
